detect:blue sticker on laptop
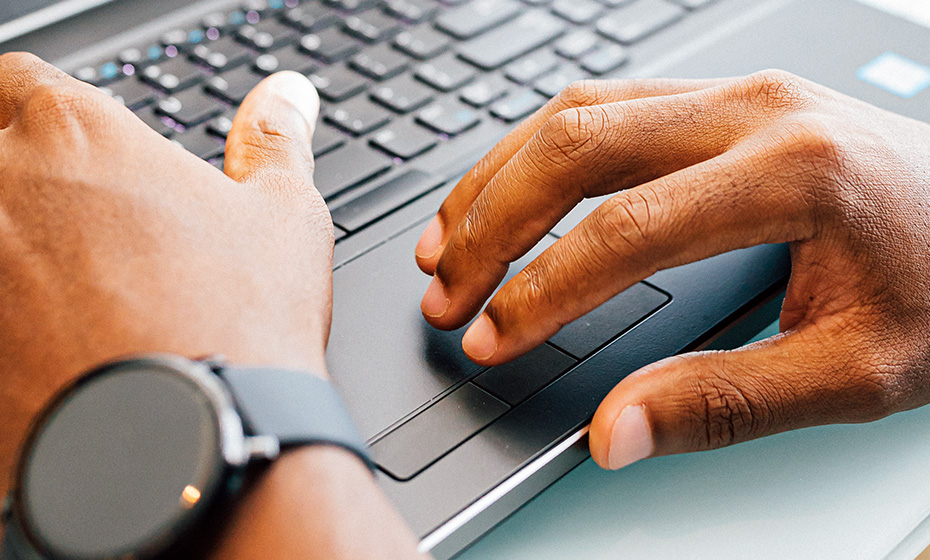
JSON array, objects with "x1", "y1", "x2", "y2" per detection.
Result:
[{"x1": 857, "y1": 52, "x2": 930, "y2": 99}]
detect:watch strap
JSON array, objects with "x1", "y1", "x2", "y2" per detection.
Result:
[{"x1": 218, "y1": 367, "x2": 375, "y2": 471}]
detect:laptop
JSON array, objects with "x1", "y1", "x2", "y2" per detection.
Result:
[{"x1": 2, "y1": 0, "x2": 928, "y2": 557}]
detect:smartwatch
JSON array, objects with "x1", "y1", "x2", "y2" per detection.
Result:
[{"x1": 0, "y1": 354, "x2": 372, "y2": 560}]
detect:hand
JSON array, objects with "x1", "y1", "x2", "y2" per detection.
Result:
[
  {"x1": 415, "y1": 71, "x2": 930, "y2": 470},
  {"x1": 0, "y1": 53, "x2": 332, "y2": 496}
]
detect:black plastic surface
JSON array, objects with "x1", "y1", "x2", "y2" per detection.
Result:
[
  {"x1": 371, "y1": 383, "x2": 509, "y2": 481},
  {"x1": 472, "y1": 344, "x2": 575, "y2": 406}
]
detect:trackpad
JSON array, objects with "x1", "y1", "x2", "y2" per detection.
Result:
[{"x1": 328, "y1": 222, "x2": 555, "y2": 441}]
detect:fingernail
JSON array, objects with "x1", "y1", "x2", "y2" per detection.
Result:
[
  {"x1": 421, "y1": 276, "x2": 450, "y2": 318},
  {"x1": 265, "y1": 71, "x2": 320, "y2": 127},
  {"x1": 415, "y1": 216, "x2": 443, "y2": 260},
  {"x1": 462, "y1": 314, "x2": 498, "y2": 361},
  {"x1": 607, "y1": 405, "x2": 654, "y2": 470}
]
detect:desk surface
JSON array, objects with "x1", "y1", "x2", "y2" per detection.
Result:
[{"x1": 458, "y1": 5, "x2": 930, "y2": 559}]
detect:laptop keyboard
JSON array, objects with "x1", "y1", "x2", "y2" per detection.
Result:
[{"x1": 74, "y1": 0, "x2": 716, "y2": 241}]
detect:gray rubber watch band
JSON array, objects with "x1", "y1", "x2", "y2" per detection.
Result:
[{"x1": 218, "y1": 367, "x2": 375, "y2": 471}]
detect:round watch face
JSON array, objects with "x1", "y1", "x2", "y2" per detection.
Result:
[{"x1": 18, "y1": 361, "x2": 229, "y2": 559}]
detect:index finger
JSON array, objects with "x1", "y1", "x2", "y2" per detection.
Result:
[
  {"x1": 0, "y1": 52, "x2": 73, "y2": 129},
  {"x1": 413, "y1": 78, "x2": 728, "y2": 273}
]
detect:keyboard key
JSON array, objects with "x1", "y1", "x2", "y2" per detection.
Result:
[
  {"x1": 551, "y1": 0, "x2": 604, "y2": 24},
  {"x1": 332, "y1": 169, "x2": 443, "y2": 231},
  {"x1": 554, "y1": 30, "x2": 601, "y2": 60},
  {"x1": 190, "y1": 37, "x2": 255, "y2": 71},
  {"x1": 393, "y1": 26, "x2": 450, "y2": 60},
  {"x1": 157, "y1": 89, "x2": 225, "y2": 127},
  {"x1": 579, "y1": 44, "x2": 629, "y2": 75},
  {"x1": 460, "y1": 74, "x2": 513, "y2": 107},
  {"x1": 596, "y1": 0, "x2": 686, "y2": 45},
  {"x1": 534, "y1": 66, "x2": 588, "y2": 97},
  {"x1": 370, "y1": 383, "x2": 509, "y2": 480},
  {"x1": 667, "y1": 0, "x2": 717, "y2": 8},
  {"x1": 415, "y1": 54, "x2": 476, "y2": 92},
  {"x1": 281, "y1": 4, "x2": 340, "y2": 32},
  {"x1": 384, "y1": 0, "x2": 439, "y2": 23},
  {"x1": 101, "y1": 78, "x2": 156, "y2": 110},
  {"x1": 206, "y1": 112, "x2": 235, "y2": 138},
  {"x1": 490, "y1": 90, "x2": 547, "y2": 122},
  {"x1": 323, "y1": 0, "x2": 377, "y2": 13},
  {"x1": 343, "y1": 11, "x2": 402, "y2": 43},
  {"x1": 173, "y1": 126, "x2": 226, "y2": 160},
  {"x1": 349, "y1": 44, "x2": 410, "y2": 80},
  {"x1": 309, "y1": 64, "x2": 368, "y2": 102},
  {"x1": 325, "y1": 97, "x2": 392, "y2": 136},
  {"x1": 236, "y1": 19, "x2": 300, "y2": 51},
  {"x1": 312, "y1": 125, "x2": 347, "y2": 157},
  {"x1": 206, "y1": 66, "x2": 266, "y2": 104},
  {"x1": 370, "y1": 122, "x2": 439, "y2": 160},
  {"x1": 473, "y1": 344, "x2": 575, "y2": 405},
  {"x1": 416, "y1": 100, "x2": 481, "y2": 135},
  {"x1": 118, "y1": 45, "x2": 165, "y2": 70},
  {"x1": 252, "y1": 48, "x2": 317, "y2": 75},
  {"x1": 300, "y1": 28, "x2": 362, "y2": 63},
  {"x1": 549, "y1": 282, "x2": 669, "y2": 358},
  {"x1": 371, "y1": 74, "x2": 434, "y2": 113},
  {"x1": 135, "y1": 108, "x2": 176, "y2": 137},
  {"x1": 314, "y1": 143, "x2": 392, "y2": 199},
  {"x1": 435, "y1": 0, "x2": 522, "y2": 40},
  {"x1": 458, "y1": 11, "x2": 566, "y2": 70},
  {"x1": 142, "y1": 57, "x2": 206, "y2": 93},
  {"x1": 505, "y1": 50, "x2": 560, "y2": 85}
]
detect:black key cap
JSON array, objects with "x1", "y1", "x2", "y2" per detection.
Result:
[
  {"x1": 534, "y1": 65, "x2": 587, "y2": 97},
  {"x1": 473, "y1": 344, "x2": 575, "y2": 405},
  {"x1": 309, "y1": 64, "x2": 368, "y2": 102},
  {"x1": 117, "y1": 45, "x2": 166, "y2": 70},
  {"x1": 458, "y1": 11, "x2": 566, "y2": 70},
  {"x1": 369, "y1": 123, "x2": 439, "y2": 160},
  {"x1": 554, "y1": 30, "x2": 601, "y2": 60},
  {"x1": 236, "y1": 19, "x2": 300, "y2": 51},
  {"x1": 323, "y1": 0, "x2": 377, "y2": 13},
  {"x1": 384, "y1": 0, "x2": 439, "y2": 23},
  {"x1": 334, "y1": 226, "x2": 348, "y2": 242},
  {"x1": 552, "y1": 0, "x2": 604, "y2": 24},
  {"x1": 435, "y1": 0, "x2": 522, "y2": 40},
  {"x1": 393, "y1": 26, "x2": 450, "y2": 60},
  {"x1": 325, "y1": 97, "x2": 392, "y2": 136},
  {"x1": 135, "y1": 108, "x2": 176, "y2": 137},
  {"x1": 142, "y1": 57, "x2": 206, "y2": 93},
  {"x1": 668, "y1": 0, "x2": 717, "y2": 8},
  {"x1": 252, "y1": 49, "x2": 317, "y2": 75},
  {"x1": 206, "y1": 112, "x2": 235, "y2": 138},
  {"x1": 173, "y1": 126, "x2": 226, "y2": 160},
  {"x1": 460, "y1": 74, "x2": 512, "y2": 107},
  {"x1": 415, "y1": 53, "x2": 476, "y2": 92},
  {"x1": 371, "y1": 74, "x2": 434, "y2": 113},
  {"x1": 549, "y1": 283, "x2": 669, "y2": 358},
  {"x1": 505, "y1": 50, "x2": 559, "y2": 85},
  {"x1": 370, "y1": 383, "x2": 509, "y2": 480},
  {"x1": 206, "y1": 67, "x2": 265, "y2": 104},
  {"x1": 331, "y1": 169, "x2": 443, "y2": 231},
  {"x1": 281, "y1": 4, "x2": 340, "y2": 32},
  {"x1": 300, "y1": 28, "x2": 362, "y2": 63},
  {"x1": 596, "y1": 0, "x2": 686, "y2": 45},
  {"x1": 314, "y1": 143, "x2": 392, "y2": 199},
  {"x1": 489, "y1": 89, "x2": 547, "y2": 122},
  {"x1": 416, "y1": 100, "x2": 481, "y2": 135},
  {"x1": 343, "y1": 11, "x2": 402, "y2": 43},
  {"x1": 579, "y1": 44, "x2": 629, "y2": 75},
  {"x1": 190, "y1": 37, "x2": 255, "y2": 71},
  {"x1": 101, "y1": 79, "x2": 156, "y2": 110},
  {"x1": 595, "y1": 0, "x2": 634, "y2": 6},
  {"x1": 312, "y1": 125, "x2": 347, "y2": 157},
  {"x1": 349, "y1": 44, "x2": 410, "y2": 80},
  {"x1": 157, "y1": 89, "x2": 225, "y2": 127}
]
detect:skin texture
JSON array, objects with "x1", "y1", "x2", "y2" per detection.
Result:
[
  {"x1": 416, "y1": 71, "x2": 930, "y2": 469},
  {"x1": 0, "y1": 53, "x2": 425, "y2": 559}
]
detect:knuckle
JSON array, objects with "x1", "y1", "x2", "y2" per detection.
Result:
[
  {"x1": 689, "y1": 366, "x2": 759, "y2": 449},
  {"x1": 21, "y1": 85, "x2": 97, "y2": 130},
  {"x1": 776, "y1": 116, "x2": 845, "y2": 171},
  {"x1": 555, "y1": 79, "x2": 608, "y2": 108},
  {"x1": 0, "y1": 51, "x2": 46, "y2": 72},
  {"x1": 589, "y1": 189, "x2": 660, "y2": 265},
  {"x1": 739, "y1": 69, "x2": 813, "y2": 109}
]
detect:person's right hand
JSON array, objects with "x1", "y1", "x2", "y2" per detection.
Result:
[{"x1": 414, "y1": 70, "x2": 930, "y2": 470}]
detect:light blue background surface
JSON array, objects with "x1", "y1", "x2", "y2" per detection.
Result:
[{"x1": 458, "y1": 321, "x2": 930, "y2": 559}]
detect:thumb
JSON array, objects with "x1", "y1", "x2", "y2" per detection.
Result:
[
  {"x1": 589, "y1": 318, "x2": 890, "y2": 470},
  {"x1": 224, "y1": 71, "x2": 320, "y2": 202}
]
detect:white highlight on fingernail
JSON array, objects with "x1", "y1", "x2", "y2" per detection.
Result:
[{"x1": 607, "y1": 404, "x2": 654, "y2": 470}]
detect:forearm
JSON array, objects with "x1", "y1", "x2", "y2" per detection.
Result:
[{"x1": 210, "y1": 447, "x2": 428, "y2": 560}]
